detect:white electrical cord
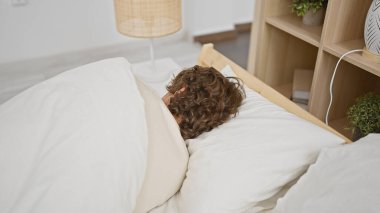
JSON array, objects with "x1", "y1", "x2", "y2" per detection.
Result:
[{"x1": 325, "y1": 49, "x2": 363, "y2": 125}]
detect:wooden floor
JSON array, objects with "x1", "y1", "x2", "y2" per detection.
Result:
[{"x1": 213, "y1": 31, "x2": 251, "y2": 69}]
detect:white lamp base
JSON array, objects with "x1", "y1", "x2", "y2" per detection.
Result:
[
  {"x1": 362, "y1": 47, "x2": 380, "y2": 63},
  {"x1": 133, "y1": 64, "x2": 174, "y2": 83},
  {"x1": 131, "y1": 58, "x2": 182, "y2": 96}
]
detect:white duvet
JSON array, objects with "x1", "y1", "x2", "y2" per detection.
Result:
[{"x1": 0, "y1": 58, "x2": 149, "y2": 213}]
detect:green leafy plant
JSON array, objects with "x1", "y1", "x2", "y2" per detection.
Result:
[
  {"x1": 291, "y1": 0, "x2": 328, "y2": 16},
  {"x1": 347, "y1": 92, "x2": 380, "y2": 139}
]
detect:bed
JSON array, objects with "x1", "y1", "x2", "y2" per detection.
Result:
[
  {"x1": 2, "y1": 43, "x2": 379, "y2": 213},
  {"x1": 197, "y1": 44, "x2": 349, "y2": 143}
]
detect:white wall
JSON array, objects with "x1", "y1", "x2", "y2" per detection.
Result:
[
  {"x1": 0, "y1": 0, "x2": 145, "y2": 64},
  {"x1": 0, "y1": 0, "x2": 254, "y2": 64},
  {"x1": 187, "y1": 0, "x2": 255, "y2": 36}
]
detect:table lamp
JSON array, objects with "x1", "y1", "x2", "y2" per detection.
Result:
[
  {"x1": 363, "y1": 0, "x2": 380, "y2": 63},
  {"x1": 114, "y1": 0, "x2": 182, "y2": 76}
]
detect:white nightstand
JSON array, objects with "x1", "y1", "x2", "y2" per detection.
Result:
[{"x1": 131, "y1": 58, "x2": 182, "y2": 97}]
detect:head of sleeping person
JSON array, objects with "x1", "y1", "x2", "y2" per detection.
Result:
[{"x1": 162, "y1": 65, "x2": 245, "y2": 140}]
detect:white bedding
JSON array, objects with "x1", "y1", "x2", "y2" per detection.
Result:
[
  {"x1": 274, "y1": 134, "x2": 380, "y2": 213},
  {"x1": 0, "y1": 58, "x2": 187, "y2": 213},
  {"x1": 151, "y1": 65, "x2": 344, "y2": 213}
]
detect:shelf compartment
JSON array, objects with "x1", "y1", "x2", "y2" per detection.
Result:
[
  {"x1": 258, "y1": 26, "x2": 319, "y2": 87},
  {"x1": 323, "y1": 39, "x2": 380, "y2": 78},
  {"x1": 273, "y1": 83, "x2": 292, "y2": 99},
  {"x1": 273, "y1": 83, "x2": 310, "y2": 111},
  {"x1": 266, "y1": 14, "x2": 322, "y2": 47},
  {"x1": 322, "y1": 0, "x2": 372, "y2": 44},
  {"x1": 310, "y1": 51, "x2": 380, "y2": 121},
  {"x1": 329, "y1": 117, "x2": 352, "y2": 141}
]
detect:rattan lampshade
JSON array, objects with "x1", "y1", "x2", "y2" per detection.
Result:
[{"x1": 114, "y1": 0, "x2": 182, "y2": 38}]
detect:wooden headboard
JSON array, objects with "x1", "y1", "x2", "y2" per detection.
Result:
[{"x1": 198, "y1": 43, "x2": 351, "y2": 143}]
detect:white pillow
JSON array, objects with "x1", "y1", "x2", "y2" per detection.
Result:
[
  {"x1": 220, "y1": 65, "x2": 237, "y2": 77},
  {"x1": 172, "y1": 65, "x2": 345, "y2": 213},
  {"x1": 274, "y1": 134, "x2": 380, "y2": 213}
]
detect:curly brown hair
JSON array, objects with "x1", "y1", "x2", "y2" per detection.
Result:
[{"x1": 166, "y1": 65, "x2": 245, "y2": 140}]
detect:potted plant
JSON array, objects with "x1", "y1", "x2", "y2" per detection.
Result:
[
  {"x1": 347, "y1": 92, "x2": 380, "y2": 141},
  {"x1": 291, "y1": 0, "x2": 328, "y2": 26}
]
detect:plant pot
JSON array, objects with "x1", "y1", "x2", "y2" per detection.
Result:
[
  {"x1": 352, "y1": 127, "x2": 380, "y2": 142},
  {"x1": 352, "y1": 127, "x2": 364, "y2": 142},
  {"x1": 302, "y1": 8, "x2": 325, "y2": 26}
]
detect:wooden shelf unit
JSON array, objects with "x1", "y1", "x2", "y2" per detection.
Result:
[
  {"x1": 248, "y1": 0, "x2": 380, "y2": 141},
  {"x1": 266, "y1": 15, "x2": 322, "y2": 47},
  {"x1": 323, "y1": 39, "x2": 380, "y2": 77}
]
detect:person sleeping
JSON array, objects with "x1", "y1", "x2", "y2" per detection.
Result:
[{"x1": 162, "y1": 65, "x2": 245, "y2": 140}]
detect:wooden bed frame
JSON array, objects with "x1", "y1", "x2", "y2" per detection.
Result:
[{"x1": 198, "y1": 43, "x2": 351, "y2": 143}]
